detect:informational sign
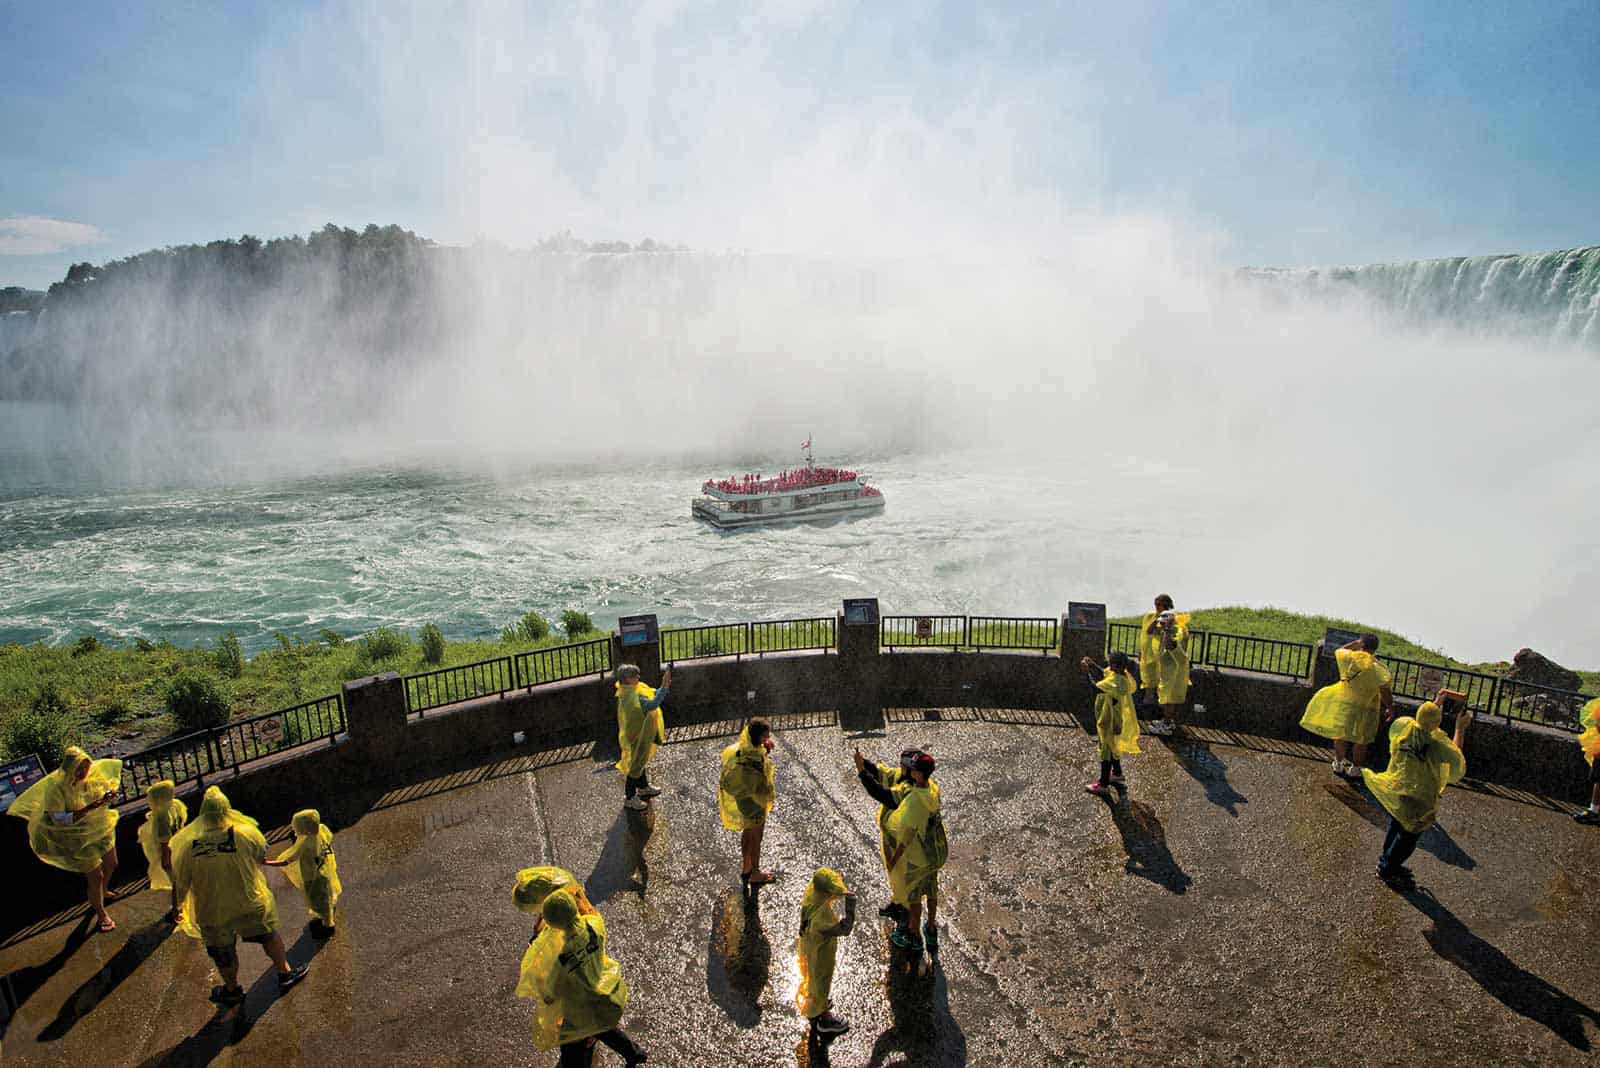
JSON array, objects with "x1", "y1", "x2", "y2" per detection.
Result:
[
  {"x1": 1322, "y1": 627, "x2": 1362, "y2": 655},
  {"x1": 914, "y1": 617, "x2": 934, "y2": 640},
  {"x1": 1066, "y1": 602, "x2": 1107, "y2": 631},
  {"x1": 618, "y1": 614, "x2": 660, "y2": 648},
  {"x1": 0, "y1": 754, "x2": 46, "y2": 811},
  {"x1": 842, "y1": 598, "x2": 880, "y2": 626}
]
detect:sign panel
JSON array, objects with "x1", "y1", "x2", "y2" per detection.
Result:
[
  {"x1": 1066, "y1": 602, "x2": 1107, "y2": 631},
  {"x1": 1322, "y1": 628, "x2": 1362, "y2": 655},
  {"x1": 914, "y1": 617, "x2": 934, "y2": 640},
  {"x1": 618, "y1": 614, "x2": 660, "y2": 648},
  {"x1": 0, "y1": 754, "x2": 47, "y2": 811},
  {"x1": 842, "y1": 598, "x2": 880, "y2": 626}
]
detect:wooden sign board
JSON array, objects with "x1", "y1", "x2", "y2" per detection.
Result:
[
  {"x1": 1066, "y1": 602, "x2": 1107, "y2": 631},
  {"x1": 914, "y1": 617, "x2": 934, "y2": 640}
]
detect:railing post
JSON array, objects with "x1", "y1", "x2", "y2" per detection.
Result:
[{"x1": 209, "y1": 727, "x2": 226, "y2": 776}]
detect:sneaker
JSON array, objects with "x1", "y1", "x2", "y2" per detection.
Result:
[
  {"x1": 209, "y1": 984, "x2": 246, "y2": 1006},
  {"x1": 624, "y1": 1050, "x2": 649, "y2": 1066},
  {"x1": 1574, "y1": 809, "x2": 1600, "y2": 825},
  {"x1": 813, "y1": 1012, "x2": 851, "y2": 1036},
  {"x1": 922, "y1": 923, "x2": 939, "y2": 951},
  {"x1": 888, "y1": 927, "x2": 923, "y2": 951},
  {"x1": 1376, "y1": 867, "x2": 1414, "y2": 886},
  {"x1": 1145, "y1": 720, "x2": 1171, "y2": 736},
  {"x1": 1330, "y1": 758, "x2": 1345, "y2": 775},
  {"x1": 624, "y1": 796, "x2": 649, "y2": 811},
  {"x1": 878, "y1": 902, "x2": 908, "y2": 922},
  {"x1": 1084, "y1": 781, "x2": 1111, "y2": 797},
  {"x1": 636, "y1": 785, "x2": 662, "y2": 798},
  {"x1": 278, "y1": 964, "x2": 310, "y2": 993}
]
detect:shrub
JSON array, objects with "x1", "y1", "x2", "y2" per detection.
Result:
[
  {"x1": 71, "y1": 634, "x2": 101, "y2": 658},
  {"x1": 560, "y1": 610, "x2": 594, "y2": 637},
  {"x1": 215, "y1": 632, "x2": 245, "y2": 678},
  {"x1": 92, "y1": 700, "x2": 133, "y2": 727},
  {"x1": 4, "y1": 703, "x2": 75, "y2": 767},
  {"x1": 30, "y1": 683, "x2": 70, "y2": 719},
  {"x1": 517, "y1": 612, "x2": 550, "y2": 642},
  {"x1": 500, "y1": 624, "x2": 520, "y2": 644},
  {"x1": 359, "y1": 626, "x2": 409, "y2": 662},
  {"x1": 275, "y1": 632, "x2": 295, "y2": 654},
  {"x1": 319, "y1": 628, "x2": 345, "y2": 648},
  {"x1": 165, "y1": 671, "x2": 231, "y2": 731},
  {"x1": 134, "y1": 637, "x2": 156, "y2": 654},
  {"x1": 420, "y1": 623, "x2": 446, "y2": 665}
]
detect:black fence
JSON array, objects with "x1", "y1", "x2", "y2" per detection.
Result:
[
  {"x1": 967, "y1": 615, "x2": 1059, "y2": 653},
  {"x1": 750, "y1": 617, "x2": 836, "y2": 656},
  {"x1": 880, "y1": 615, "x2": 968, "y2": 650},
  {"x1": 1492, "y1": 677, "x2": 1593, "y2": 732},
  {"x1": 1105, "y1": 622, "x2": 1313, "y2": 680},
  {"x1": 514, "y1": 638, "x2": 613, "y2": 688},
  {"x1": 660, "y1": 623, "x2": 750, "y2": 662},
  {"x1": 405, "y1": 656, "x2": 517, "y2": 716},
  {"x1": 1379, "y1": 654, "x2": 1500, "y2": 712},
  {"x1": 120, "y1": 693, "x2": 345, "y2": 802}
]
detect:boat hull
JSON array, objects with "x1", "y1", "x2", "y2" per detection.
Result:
[{"x1": 692, "y1": 495, "x2": 884, "y2": 529}]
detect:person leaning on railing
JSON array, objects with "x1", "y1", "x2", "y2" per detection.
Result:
[
  {"x1": 7, "y1": 746, "x2": 125, "y2": 933},
  {"x1": 1299, "y1": 633, "x2": 1393, "y2": 779}
]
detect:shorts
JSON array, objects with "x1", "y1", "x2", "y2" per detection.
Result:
[
  {"x1": 736, "y1": 797, "x2": 768, "y2": 826},
  {"x1": 201, "y1": 916, "x2": 277, "y2": 951}
]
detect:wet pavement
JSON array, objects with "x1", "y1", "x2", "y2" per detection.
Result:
[{"x1": 3, "y1": 713, "x2": 1597, "y2": 1066}]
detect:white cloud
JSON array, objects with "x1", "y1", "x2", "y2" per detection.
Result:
[{"x1": 0, "y1": 216, "x2": 106, "y2": 255}]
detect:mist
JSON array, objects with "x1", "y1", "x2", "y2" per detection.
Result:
[{"x1": 2, "y1": 0, "x2": 1597, "y2": 666}]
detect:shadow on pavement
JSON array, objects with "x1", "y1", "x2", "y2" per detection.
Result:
[
  {"x1": 1163, "y1": 738, "x2": 1249, "y2": 817},
  {"x1": 706, "y1": 886, "x2": 771, "y2": 1028},
  {"x1": 1398, "y1": 886, "x2": 1600, "y2": 1051},
  {"x1": 864, "y1": 941, "x2": 968, "y2": 1067},
  {"x1": 1322, "y1": 782, "x2": 1477, "y2": 870},
  {"x1": 37, "y1": 917, "x2": 176, "y2": 1041},
  {"x1": 1104, "y1": 798, "x2": 1192, "y2": 895},
  {"x1": 585, "y1": 806, "x2": 655, "y2": 905},
  {"x1": 0, "y1": 916, "x2": 94, "y2": 1041}
]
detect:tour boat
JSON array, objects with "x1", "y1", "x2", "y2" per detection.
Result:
[{"x1": 692, "y1": 441, "x2": 885, "y2": 529}]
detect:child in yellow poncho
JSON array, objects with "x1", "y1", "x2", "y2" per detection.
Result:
[
  {"x1": 796, "y1": 867, "x2": 856, "y2": 1037},
  {"x1": 615, "y1": 663, "x2": 671, "y2": 811},
  {"x1": 719, "y1": 718, "x2": 777, "y2": 886},
  {"x1": 138, "y1": 780, "x2": 188, "y2": 922},
  {"x1": 1300, "y1": 634, "x2": 1393, "y2": 778},
  {"x1": 1081, "y1": 653, "x2": 1142, "y2": 797},
  {"x1": 8, "y1": 746, "x2": 124, "y2": 932},
  {"x1": 1363, "y1": 700, "x2": 1469, "y2": 884},
  {"x1": 512, "y1": 865, "x2": 597, "y2": 931},
  {"x1": 516, "y1": 892, "x2": 647, "y2": 1065},
  {"x1": 171, "y1": 786, "x2": 307, "y2": 1004},
  {"x1": 265, "y1": 808, "x2": 342, "y2": 937},
  {"x1": 1573, "y1": 697, "x2": 1600, "y2": 826}
]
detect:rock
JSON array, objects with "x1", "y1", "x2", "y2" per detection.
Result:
[{"x1": 1505, "y1": 648, "x2": 1582, "y2": 693}]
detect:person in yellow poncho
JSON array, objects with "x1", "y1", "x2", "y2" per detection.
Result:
[
  {"x1": 614, "y1": 663, "x2": 671, "y2": 812},
  {"x1": 265, "y1": 808, "x2": 342, "y2": 938},
  {"x1": 719, "y1": 717, "x2": 777, "y2": 887},
  {"x1": 854, "y1": 747, "x2": 945, "y2": 952},
  {"x1": 1079, "y1": 652, "x2": 1142, "y2": 797},
  {"x1": 1300, "y1": 633, "x2": 1393, "y2": 778},
  {"x1": 796, "y1": 867, "x2": 856, "y2": 1038},
  {"x1": 1362, "y1": 698, "x2": 1469, "y2": 884},
  {"x1": 1139, "y1": 599, "x2": 1193, "y2": 737},
  {"x1": 137, "y1": 780, "x2": 188, "y2": 923},
  {"x1": 171, "y1": 786, "x2": 308, "y2": 1005},
  {"x1": 513, "y1": 865, "x2": 598, "y2": 933},
  {"x1": 516, "y1": 892, "x2": 647, "y2": 1067},
  {"x1": 1573, "y1": 697, "x2": 1600, "y2": 826},
  {"x1": 7, "y1": 746, "x2": 124, "y2": 932}
]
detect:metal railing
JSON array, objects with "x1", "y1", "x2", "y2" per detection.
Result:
[
  {"x1": 660, "y1": 623, "x2": 750, "y2": 662},
  {"x1": 1491, "y1": 677, "x2": 1593, "y2": 732},
  {"x1": 405, "y1": 655, "x2": 516, "y2": 716},
  {"x1": 750, "y1": 617, "x2": 836, "y2": 655},
  {"x1": 1106, "y1": 622, "x2": 1314, "y2": 680},
  {"x1": 119, "y1": 693, "x2": 345, "y2": 802},
  {"x1": 967, "y1": 615, "x2": 1059, "y2": 653},
  {"x1": 1378, "y1": 654, "x2": 1500, "y2": 712},
  {"x1": 1106, "y1": 620, "x2": 1143, "y2": 658},
  {"x1": 514, "y1": 637, "x2": 612, "y2": 688},
  {"x1": 880, "y1": 615, "x2": 967, "y2": 650}
]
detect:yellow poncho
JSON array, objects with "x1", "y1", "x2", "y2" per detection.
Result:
[
  {"x1": 1579, "y1": 697, "x2": 1600, "y2": 767},
  {"x1": 1300, "y1": 648, "x2": 1392, "y2": 745},
  {"x1": 1137, "y1": 611, "x2": 1193, "y2": 701},
  {"x1": 516, "y1": 909, "x2": 628, "y2": 1050},
  {"x1": 1362, "y1": 703, "x2": 1466, "y2": 834},
  {"x1": 796, "y1": 867, "x2": 848, "y2": 1019},
  {"x1": 7, "y1": 747, "x2": 123, "y2": 874},
  {"x1": 278, "y1": 809, "x2": 341, "y2": 924},
  {"x1": 614, "y1": 681, "x2": 665, "y2": 779},
  {"x1": 1093, "y1": 669, "x2": 1142, "y2": 760},
  {"x1": 137, "y1": 781, "x2": 188, "y2": 891},
  {"x1": 171, "y1": 787, "x2": 279, "y2": 944},
  {"x1": 513, "y1": 865, "x2": 597, "y2": 920},
  {"x1": 718, "y1": 726, "x2": 776, "y2": 830},
  {"x1": 883, "y1": 782, "x2": 942, "y2": 906}
]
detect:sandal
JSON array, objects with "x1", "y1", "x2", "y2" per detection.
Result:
[
  {"x1": 747, "y1": 871, "x2": 777, "y2": 886},
  {"x1": 96, "y1": 915, "x2": 117, "y2": 933}
]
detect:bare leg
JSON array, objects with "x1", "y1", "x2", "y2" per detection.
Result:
[
  {"x1": 261, "y1": 933, "x2": 292, "y2": 975},
  {"x1": 1591, "y1": 782, "x2": 1600, "y2": 807},
  {"x1": 1352, "y1": 742, "x2": 1369, "y2": 770},
  {"x1": 101, "y1": 845, "x2": 118, "y2": 889},
  {"x1": 925, "y1": 894, "x2": 938, "y2": 929},
  {"x1": 219, "y1": 954, "x2": 241, "y2": 991},
  {"x1": 908, "y1": 901, "x2": 923, "y2": 938},
  {"x1": 86, "y1": 866, "x2": 109, "y2": 926},
  {"x1": 743, "y1": 825, "x2": 772, "y2": 882},
  {"x1": 1332, "y1": 738, "x2": 1349, "y2": 765},
  {"x1": 1163, "y1": 702, "x2": 1182, "y2": 729}
]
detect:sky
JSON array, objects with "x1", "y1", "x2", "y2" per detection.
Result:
[{"x1": 2, "y1": 0, "x2": 1599, "y2": 290}]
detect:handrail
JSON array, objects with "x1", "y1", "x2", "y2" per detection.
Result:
[
  {"x1": 880, "y1": 614, "x2": 967, "y2": 650},
  {"x1": 404, "y1": 656, "x2": 515, "y2": 717}
]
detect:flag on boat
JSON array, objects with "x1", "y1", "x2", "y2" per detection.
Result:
[{"x1": 800, "y1": 438, "x2": 811, "y2": 450}]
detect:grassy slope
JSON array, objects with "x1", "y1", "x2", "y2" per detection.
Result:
[{"x1": 4, "y1": 607, "x2": 1596, "y2": 759}]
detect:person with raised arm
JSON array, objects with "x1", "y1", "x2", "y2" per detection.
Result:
[
  {"x1": 615, "y1": 663, "x2": 671, "y2": 811},
  {"x1": 719, "y1": 717, "x2": 778, "y2": 887},
  {"x1": 1300, "y1": 633, "x2": 1392, "y2": 778},
  {"x1": 1363, "y1": 694, "x2": 1470, "y2": 885}
]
